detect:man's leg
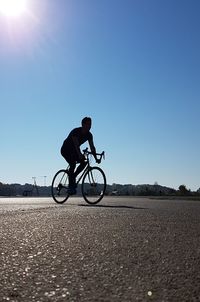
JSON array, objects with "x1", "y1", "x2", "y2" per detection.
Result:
[
  {"x1": 68, "y1": 161, "x2": 76, "y2": 190},
  {"x1": 61, "y1": 149, "x2": 77, "y2": 194},
  {"x1": 74, "y1": 160, "x2": 87, "y2": 178}
]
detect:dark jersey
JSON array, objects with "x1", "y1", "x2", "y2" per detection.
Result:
[{"x1": 61, "y1": 127, "x2": 93, "y2": 155}]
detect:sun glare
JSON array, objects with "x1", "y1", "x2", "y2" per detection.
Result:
[{"x1": 0, "y1": 0, "x2": 27, "y2": 17}]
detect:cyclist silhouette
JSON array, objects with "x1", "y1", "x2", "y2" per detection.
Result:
[{"x1": 61, "y1": 117, "x2": 100, "y2": 195}]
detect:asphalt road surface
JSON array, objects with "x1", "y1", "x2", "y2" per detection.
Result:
[{"x1": 0, "y1": 196, "x2": 200, "y2": 302}]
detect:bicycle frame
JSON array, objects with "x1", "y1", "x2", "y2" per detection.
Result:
[
  {"x1": 75, "y1": 161, "x2": 90, "y2": 185},
  {"x1": 68, "y1": 148, "x2": 104, "y2": 185}
]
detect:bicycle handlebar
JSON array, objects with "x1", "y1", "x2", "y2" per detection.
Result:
[{"x1": 82, "y1": 148, "x2": 105, "y2": 162}]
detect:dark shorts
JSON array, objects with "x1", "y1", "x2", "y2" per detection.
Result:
[{"x1": 61, "y1": 146, "x2": 79, "y2": 164}]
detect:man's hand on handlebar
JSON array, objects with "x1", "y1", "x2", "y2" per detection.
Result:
[{"x1": 96, "y1": 158, "x2": 101, "y2": 164}]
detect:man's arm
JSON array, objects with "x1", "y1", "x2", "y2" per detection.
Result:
[{"x1": 88, "y1": 137, "x2": 99, "y2": 162}]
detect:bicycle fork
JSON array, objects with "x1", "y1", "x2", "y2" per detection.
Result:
[{"x1": 88, "y1": 169, "x2": 96, "y2": 187}]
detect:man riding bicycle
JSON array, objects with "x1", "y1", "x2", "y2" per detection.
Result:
[{"x1": 61, "y1": 117, "x2": 100, "y2": 195}]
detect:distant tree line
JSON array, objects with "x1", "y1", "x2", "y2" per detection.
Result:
[
  {"x1": 0, "y1": 182, "x2": 49, "y2": 197},
  {"x1": 0, "y1": 181, "x2": 199, "y2": 197}
]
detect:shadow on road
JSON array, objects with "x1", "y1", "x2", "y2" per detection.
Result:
[{"x1": 78, "y1": 204, "x2": 146, "y2": 210}]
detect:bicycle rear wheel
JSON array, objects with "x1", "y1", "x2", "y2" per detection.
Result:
[
  {"x1": 51, "y1": 169, "x2": 70, "y2": 203},
  {"x1": 82, "y1": 167, "x2": 106, "y2": 204}
]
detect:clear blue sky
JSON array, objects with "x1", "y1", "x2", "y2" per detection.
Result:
[{"x1": 1, "y1": 0, "x2": 200, "y2": 190}]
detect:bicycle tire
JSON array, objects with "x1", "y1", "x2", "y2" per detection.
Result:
[
  {"x1": 51, "y1": 169, "x2": 70, "y2": 204},
  {"x1": 81, "y1": 167, "x2": 106, "y2": 204}
]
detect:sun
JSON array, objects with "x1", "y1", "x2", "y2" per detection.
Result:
[{"x1": 0, "y1": 0, "x2": 27, "y2": 17}]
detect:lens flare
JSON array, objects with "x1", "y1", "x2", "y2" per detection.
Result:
[{"x1": 0, "y1": 0, "x2": 27, "y2": 17}]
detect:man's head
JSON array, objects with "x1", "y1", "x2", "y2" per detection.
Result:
[{"x1": 81, "y1": 117, "x2": 92, "y2": 133}]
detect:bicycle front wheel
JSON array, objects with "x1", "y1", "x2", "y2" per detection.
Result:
[
  {"x1": 82, "y1": 167, "x2": 106, "y2": 204},
  {"x1": 51, "y1": 169, "x2": 70, "y2": 204}
]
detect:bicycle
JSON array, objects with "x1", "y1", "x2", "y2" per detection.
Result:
[{"x1": 51, "y1": 148, "x2": 106, "y2": 205}]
